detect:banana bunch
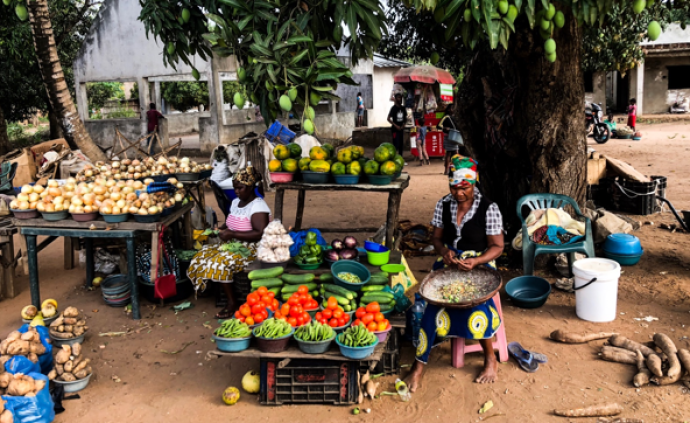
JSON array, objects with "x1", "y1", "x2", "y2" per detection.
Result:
[
  {"x1": 338, "y1": 324, "x2": 376, "y2": 348},
  {"x1": 254, "y1": 318, "x2": 292, "y2": 339},
  {"x1": 214, "y1": 319, "x2": 251, "y2": 338},
  {"x1": 295, "y1": 321, "x2": 334, "y2": 342}
]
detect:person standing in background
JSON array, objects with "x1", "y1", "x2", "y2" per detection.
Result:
[
  {"x1": 627, "y1": 98, "x2": 637, "y2": 132},
  {"x1": 145, "y1": 103, "x2": 165, "y2": 153},
  {"x1": 414, "y1": 97, "x2": 430, "y2": 166},
  {"x1": 356, "y1": 92, "x2": 365, "y2": 127},
  {"x1": 388, "y1": 93, "x2": 407, "y2": 163}
]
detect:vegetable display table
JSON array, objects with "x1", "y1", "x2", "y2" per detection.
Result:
[
  {"x1": 14, "y1": 202, "x2": 194, "y2": 320},
  {"x1": 271, "y1": 174, "x2": 410, "y2": 250},
  {"x1": 245, "y1": 250, "x2": 403, "y2": 275}
]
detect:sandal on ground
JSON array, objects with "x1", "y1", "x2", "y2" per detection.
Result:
[
  {"x1": 509, "y1": 341, "x2": 548, "y2": 366},
  {"x1": 215, "y1": 308, "x2": 233, "y2": 320},
  {"x1": 508, "y1": 342, "x2": 540, "y2": 373}
]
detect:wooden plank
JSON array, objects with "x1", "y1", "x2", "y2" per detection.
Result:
[
  {"x1": 601, "y1": 154, "x2": 651, "y2": 183},
  {"x1": 587, "y1": 158, "x2": 607, "y2": 185},
  {"x1": 269, "y1": 174, "x2": 410, "y2": 193},
  {"x1": 64, "y1": 237, "x2": 75, "y2": 270},
  {"x1": 294, "y1": 190, "x2": 305, "y2": 231},
  {"x1": 274, "y1": 188, "x2": 285, "y2": 222},
  {"x1": 318, "y1": 227, "x2": 381, "y2": 233}
]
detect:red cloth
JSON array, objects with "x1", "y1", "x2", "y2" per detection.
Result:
[
  {"x1": 627, "y1": 115, "x2": 636, "y2": 129},
  {"x1": 147, "y1": 110, "x2": 163, "y2": 132}
]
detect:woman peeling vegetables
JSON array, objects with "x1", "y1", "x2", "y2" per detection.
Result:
[
  {"x1": 187, "y1": 166, "x2": 270, "y2": 319},
  {"x1": 405, "y1": 155, "x2": 505, "y2": 391}
]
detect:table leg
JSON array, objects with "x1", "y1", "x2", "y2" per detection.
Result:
[
  {"x1": 19, "y1": 235, "x2": 28, "y2": 276},
  {"x1": 64, "y1": 237, "x2": 75, "y2": 270},
  {"x1": 183, "y1": 210, "x2": 193, "y2": 249},
  {"x1": 26, "y1": 235, "x2": 40, "y2": 308},
  {"x1": 294, "y1": 189, "x2": 305, "y2": 231},
  {"x1": 127, "y1": 237, "x2": 141, "y2": 320},
  {"x1": 385, "y1": 191, "x2": 402, "y2": 250},
  {"x1": 197, "y1": 183, "x2": 207, "y2": 215},
  {"x1": 1, "y1": 241, "x2": 15, "y2": 299},
  {"x1": 85, "y1": 238, "x2": 94, "y2": 288},
  {"x1": 150, "y1": 231, "x2": 160, "y2": 284},
  {"x1": 274, "y1": 188, "x2": 285, "y2": 221}
]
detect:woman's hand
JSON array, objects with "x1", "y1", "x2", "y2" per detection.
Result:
[
  {"x1": 218, "y1": 229, "x2": 235, "y2": 242},
  {"x1": 442, "y1": 248, "x2": 459, "y2": 266},
  {"x1": 457, "y1": 257, "x2": 479, "y2": 271}
]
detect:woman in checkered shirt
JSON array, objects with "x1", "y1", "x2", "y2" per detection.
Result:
[{"x1": 406, "y1": 155, "x2": 505, "y2": 392}]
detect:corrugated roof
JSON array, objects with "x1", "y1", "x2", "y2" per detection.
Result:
[{"x1": 373, "y1": 54, "x2": 411, "y2": 68}]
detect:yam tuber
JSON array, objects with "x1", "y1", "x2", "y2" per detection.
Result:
[
  {"x1": 0, "y1": 356, "x2": 9, "y2": 367},
  {"x1": 28, "y1": 342, "x2": 45, "y2": 356},
  {"x1": 554, "y1": 403, "x2": 623, "y2": 417},
  {"x1": 47, "y1": 369, "x2": 57, "y2": 381},
  {"x1": 0, "y1": 398, "x2": 3, "y2": 414},
  {"x1": 73, "y1": 326, "x2": 85, "y2": 336},
  {"x1": 653, "y1": 333, "x2": 680, "y2": 379},
  {"x1": 0, "y1": 409, "x2": 12, "y2": 423},
  {"x1": 6, "y1": 340, "x2": 29, "y2": 356},
  {"x1": 50, "y1": 316, "x2": 63, "y2": 328},
  {"x1": 6, "y1": 332, "x2": 20, "y2": 343},
  {"x1": 59, "y1": 373, "x2": 76, "y2": 382},
  {"x1": 49, "y1": 330, "x2": 74, "y2": 340},
  {"x1": 677, "y1": 349, "x2": 690, "y2": 372},
  {"x1": 63, "y1": 325, "x2": 74, "y2": 333},
  {"x1": 57, "y1": 325, "x2": 64, "y2": 333},
  {"x1": 7, "y1": 375, "x2": 35, "y2": 396},
  {"x1": 63, "y1": 307, "x2": 79, "y2": 318},
  {"x1": 55, "y1": 364, "x2": 64, "y2": 376},
  {"x1": 55, "y1": 345, "x2": 71, "y2": 364},
  {"x1": 73, "y1": 358, "x2": 90, "y2": 373},
  {"x1": 19, "y1": 331, "x2": 35, "y2": 342},
  {"x1": 63, "y1": 317, "x2": 78, "y2": 326},
  {"x1": 633, "y1": 350, "x2": 651, "y2": 388},
  {"x1": 550, "y1": 330, "x2": 618, "y2": 344},
  {"x1": 609, "y1": 335, "x2": 656, "y2": 357},
  {"x1": 32, "y1": 379, "x2": 45, "y2": 394},
  {"x1": 26, "y1": 353, "x2": 38, "y2": 363},
  {"x1": 646, "y1": 354, "x2": 663, "y2": 377},
  {"x1": 63, "y1": 360, "x2": 75, "y2": 373},
  {"x1": 71, "y1": 342, "x2": 82, "y2": 357},
  {"x1": 0, "y1": 373, "x2": 10, "y2": 388},
  {"x1": 0, "y1": 340, "x2": 8, "y2": 355},
  {"x1": 74, "y1": 366, "x2": 92, "y2": 380},
  {"x1": 75, "y1": 319, "x2": 86, "y2": 327},
  {"x1": 600, "y1": 346, "x2": 637, "y2": 365}
]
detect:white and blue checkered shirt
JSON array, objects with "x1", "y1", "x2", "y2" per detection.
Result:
[{"x1": 431, "y1": 188, "x2": 503, "y2": 247}]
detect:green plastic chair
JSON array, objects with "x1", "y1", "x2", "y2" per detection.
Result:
[{"x1": 516, "y1": 194, "x2": 595, "y2": 276}]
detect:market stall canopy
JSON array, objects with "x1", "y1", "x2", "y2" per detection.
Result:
[{"x1": 393, "y1": 66, "x2": 456, "y2": 85}]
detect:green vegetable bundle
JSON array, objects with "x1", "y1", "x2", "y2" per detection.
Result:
[
  {"x1": 294, "y1": 321, "x2": 335, "y2": 342},
  {"x1": 254, "y1": 318, "x2": 293, "y2": 339},
  {"x1": 338, "y1": 324, "x2": 377, "y2": 348},
  {"x1": 214, "y1": 318, "x2": 251, "y2": 338}
]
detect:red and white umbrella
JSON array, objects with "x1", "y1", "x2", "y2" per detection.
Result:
[{"x1": 393, "y1": 65, "x2": 456, "y2": 85}]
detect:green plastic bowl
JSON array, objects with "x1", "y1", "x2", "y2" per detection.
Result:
[
  {"x1": 367, "y1": 250, "x2": 390, "y2": 266},
  {"x1": 295, "y1": 261, "x2": 322, "y2": 270},
  {"x1": 380, "y1": 264, "x2": 405, "y2": 274},
  {"x1": 331, "y1": 260, "x2": 371, "y2": 292}
]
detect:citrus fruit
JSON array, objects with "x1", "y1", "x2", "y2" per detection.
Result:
[
  {"x1": 346, "y1": 162, "x2": 361, "y2": 176},
  {"x1": 331, "y1": 162, "x2": 346, "y2": 175},
  {"x1": 268, "y1": 160, "x2": 282, "y2": 172},
  {"x1": 298, "y1": 158, "x2": 311, "y2": 171},
  {"x1": 273, "y1": 145, "x2": 290, "y2": 160},
  {"x1": 222, "y1": 387, "x2": 240, "y2": 405},
  {"x1": 279, "y1": 95, "x2": 292, "y2": 112},
  {"x1": 647, "y1": 21, "x2": 661, "y2": 41},
  {"x1": 309, "y1": 146, "x2": 327, "y2": 160},
  {"x1": 288, "y1": 143, "x2": 302, "y2": 158},
  {"x1": 364, "y1": 160, "x2": 380, "y2": 175},
  {"x1": 337, "y1": 148, "x2": 353, "y2": 164}
]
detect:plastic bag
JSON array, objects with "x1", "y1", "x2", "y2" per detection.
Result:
[
  {"x1": 14, "y1": 325, "x2": 52, "y2": 375},
  {"x1": 385, "y1": 284, "x2": 412, "y2": 313},
  {"x1": 288, "y1": 229, "x2": 327, "y2": 257},
  {"x1": 94, "y1": 249, "x2": 119, "y2": 275},
  {"x1": 5, "y1": 356, "x2": 40, "y2": 376},
  {"x1": 1, "y1": 372, "x2": 55, "y2": 423}
]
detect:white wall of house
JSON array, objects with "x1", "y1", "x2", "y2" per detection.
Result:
[{"x1": 371, "y1": 67, "x2": 397, "y2": 127}]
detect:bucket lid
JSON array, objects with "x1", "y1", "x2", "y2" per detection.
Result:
[{"x1": 572, "y1": 258, "x2": 621, "y2": 279}]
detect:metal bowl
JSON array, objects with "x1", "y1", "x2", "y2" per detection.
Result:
[
  {"x1": 49, "y1": 333, "x2": 85, "y2": 348},
  {"x1": 53, "y1": 373, "x2": 92, "y2": 393},
  {"x1": 419, "y1": 267, "x2": 502, "y2": 309}
]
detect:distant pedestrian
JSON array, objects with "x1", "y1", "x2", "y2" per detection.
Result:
[
  {"x1": 627, "y1": 98, "x2": 637, "y2": 132},
  {"x1": 414, "y1": 96, "x2": 429, "y2": 166},
  {"x1": 146, "y1": 103, "x2": 165, "y2": 152},
  {"x1": 388, "y1": 93, "x2": 407, "y2": 162},
  {"x1": 356, "y1": 92, "x2": 365, "y2": 127}
]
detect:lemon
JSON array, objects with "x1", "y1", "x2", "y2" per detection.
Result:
[{"x1": 222, "y1": 386, "x2": 240, "y2": 405}]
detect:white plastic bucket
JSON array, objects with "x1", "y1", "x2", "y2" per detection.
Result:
[{"x1": 572, "y1": 258, "x2": 621, "y2": 322}]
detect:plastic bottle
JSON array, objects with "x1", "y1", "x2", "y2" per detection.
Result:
[
  {"x1": 395, "y1": 378, "x2": 411, "y2": 402},
  {"x1": 410, "y1": 293, "x2": 425, "y2": 347}
]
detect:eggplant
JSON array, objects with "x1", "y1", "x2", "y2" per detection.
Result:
[
  {"x1": 326, "y1": 250, "x2": 340, "y2": 262},
  {"x1": 331, "y1": 239, "x2": 344, "y2": 250},
  {"x1": 343, "y1": 236, "x2": 358, "y2": 249},
  {"x1": 339, "y1": 248, "x2": 358, "y2": 260}
]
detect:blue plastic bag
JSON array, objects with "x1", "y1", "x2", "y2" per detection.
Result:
[
  {"x1": 1, "y1": 372, "x2": 55, "y2": 423},
  {"x1": 16, "y1": 325, "x2": 53, "y2": 375},
  {"x1": 5, "y1": 356, "x2": 40, "y2": 376},
  {"x1": 385, "y1": 285, "x2": 412, "y2": 313},
  {"x1": 288, "y1": 229, "x2": 327, "y2": 257}
]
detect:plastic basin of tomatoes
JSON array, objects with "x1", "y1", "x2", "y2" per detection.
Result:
[
  {"x1": 274, "y1": 285, "x2": 320, "y2": 327},
  {"x1": 314, "y1": 296, "x2": 352, "y2": 331},
  {"x1": 352, "y1": 302, "x2": 391, "y2": 336},
  {"x1": 233, "y1": 287, "x2": 280, "y2": 326}
]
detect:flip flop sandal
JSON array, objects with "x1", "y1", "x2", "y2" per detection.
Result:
[
  {"x1": 508, "y1": 342, "x2": 539, "y2": 373},
  {"x1": 509, "y1": 341, "x2": 548, "y2": 364}
]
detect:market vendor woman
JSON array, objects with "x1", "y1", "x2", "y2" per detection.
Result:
[
  {"x1": 187, "y1": 166, "x2": 270, "y2": 319},
  {"x1": 406, "y1": 155, "x2": 504, "y2": 391}
]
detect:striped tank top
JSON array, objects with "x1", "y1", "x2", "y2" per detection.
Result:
[{"x1": 226, "y1": 197, "x2": 271, "y2": 232}]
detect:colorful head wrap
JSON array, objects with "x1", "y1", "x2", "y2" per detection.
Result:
[
  {"x1": 449, "y1": 154, "x2": 478, "y2": 187},
  {"x1": 233, "y1": 166, "x2": 259, "y2": 186}
]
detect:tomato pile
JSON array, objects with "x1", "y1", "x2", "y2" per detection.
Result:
[
  {"x1": 314, "y1": 296, "x2": 352, "y2": 328},
  {"x1": 274, "y1": 285, "x2": 319, "y2": 327},
  {"x1": 352, "y1": 302, "x2": 390, "y2": 332},
  {"x1": 233, "y1": 287, "x2": 280, "y2": 326}
]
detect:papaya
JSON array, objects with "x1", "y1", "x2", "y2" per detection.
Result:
[
  {"x1": 380, "y1": 142, "x2": 397, "y2": 158},
  {"x1": 288, "y1": 143, "x2": 302, "y2": 159},
  {"x1": 346, "y1": 161, "x2": 361, "y2": 176},
  {"x1": 350, "y1": 146, "x2": 362, "y2": 160},
  {"x1": 393, "y1": 154, "x2": 405, "y2": 172},
  {"x1": 282, "y1": 158, "x2": 298, "y2": 173},
  {"x1": 364, "y1": 160, "x2": 380, "y2": 175},
  {"x1": 336, "y1": 148, "x2": 353, "y2": 164},
  {"x1": 268, "y1": 159, "x2": 282, "y2": 172},
  {"x1": 298, "y1": 157, "x2": 311, "y2": 171},
  {"x1": 321, "y1": 143, "x2": 334, "y2": 159},
  {"x1": 273, "y1": 145, "x2": 290, "y2": 160},
  {"x1": 374, "y1": 146, "x2": 392, "y2": 163},
  {"x1": 331, "y1": 162, "x2": 346, "y2": 175},
  {"x1": 309, "y1": 146, "x2": 327, "y2": 160},
  {"x1": 309, "y1": 160, "x2": 331, "y2": 173},
  {"x1": 380, "y1": 161, "x2": 397, "y2": 176}
]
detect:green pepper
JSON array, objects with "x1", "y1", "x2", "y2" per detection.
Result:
[
  {"x1": 305, "y1": 231, "x2": 317, "y2": 246},
  {"x1": 300, "y1": 245, "x2": 311, "y2": 256},
  {"x1": 305, "y1": 256, "x2": 319, "y2": 264},
  {"x1": 309, "y1": 245, "x2": 320, "y2": 257}
]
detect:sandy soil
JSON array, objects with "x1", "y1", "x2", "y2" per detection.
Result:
[{"x1": 1, "y1": 121, "x2": 690, "y2": 422}]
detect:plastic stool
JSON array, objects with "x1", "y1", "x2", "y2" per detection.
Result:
[{"x1": 450, "y1": 293, "x2": 509, "y2": 368}]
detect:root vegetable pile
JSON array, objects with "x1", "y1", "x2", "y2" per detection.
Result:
[
  {"x1": 48, "y1": 342, "x2": 91, "y2": 382},
  {"x1": 0, "y1": 327, "x2": 46, "y2": 364},
  {"x1": 49, "y1": 307, "x2": 88, "y2": 339}
]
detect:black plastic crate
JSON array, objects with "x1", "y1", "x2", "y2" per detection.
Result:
[
  {"x1": 599, "y1": 175, "x2": 666, "y2": 215},
  {"x1": 260, "y1": 358, "x2": 359, "y2": 405},
  {"x1": 360, "y1": 328, "x2": 401, "y2": 376},
  {"x1": 231, "y1": 271, "x2": 251, "y2": 300}
]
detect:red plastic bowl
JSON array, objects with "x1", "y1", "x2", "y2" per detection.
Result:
[
  {"x1": 71, "y1": 212, "x2": 99, "y2": 222},
  {"x1": 270, "y1": 172, "x2": 295, "y2": 183}
]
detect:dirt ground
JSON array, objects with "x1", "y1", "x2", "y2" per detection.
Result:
[{"x1": 2, "y1": 121, "x2": 690, "y2": 422}]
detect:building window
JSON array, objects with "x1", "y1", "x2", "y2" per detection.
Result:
[
  {"x1": 584, "y1": 71, "x2": 594, "y2": 93},
  {"x1": 668, "y1": 66, "x2": 690, "y2": 90}
]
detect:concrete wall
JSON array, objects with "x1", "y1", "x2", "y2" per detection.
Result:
[
  {"x1": 166, "y1": 112, "x2": 210, "y2": 135},
  {"x1": 372, "y1": 67, "x2": 398, "y2": 127},
  {"x1": 641, "y1": 56, "x2": 690, "y2": 113},
  {"x1": 641, "y1": 23, "x2": 690, "y2": 46},
  {"x1": 84, "y1": 117, "x2": 168, "y2": 149}
]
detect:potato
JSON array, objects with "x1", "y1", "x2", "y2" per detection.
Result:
[
  {"x1": 0, "y1": 340, "x2": 8, "y2": 355},
  {"x1": 26, "y1": 353, "x2": 38, "y2": 363},
  {"x1": 59, "y1": 373, "x2": 76, "y2": 382},
  {"x1": 7, "y1": 375, "x2": 34, "y2": 396},
  {"x1": 0, "y1": 409, "x2": 13, "y2": 423},
  {"x1": 55, "y1": 345, "x2": 71, "y2": 364},
  {"x1": 29, "y1": 342, "x2": 45, "y2": 356},
  {"x1": 64, "y1": 360, "x2": 74, "y2": 373},
  {"x1": 63, "y1": 307, "x2": 79, "y2": 318},
  {"x1": 75, "y1": 319, "x2": 86, "y2": 327},
  {"x1": 71, "y1": 342, "x2": 82, "y2": 357},
  {"x1": 19, "y1": 331, "x2": 35, "y2": 342},
  {"x1": 0, "y1": 373, "x2": 10, "y2": 388},
  {"x1": 49, "y1": 331, "x2": 73, "y2": 339},
  {"x1": 57, "y1": 325, "x2": 64, "y2": 333},
  {"x1": 73, "y1": 326, "x2": 85, "y2": 336},
  {"x1": 50, "y1": 316, "x2": 64, "y2": 328},
  {"x1": 47, "y1": 369, "x2": 57, "y2": 381},
  {"x1": 63, "y1": 325, "x2": 74, "y2": 333},
  {"x1": 63, "y1": 317, "x2": 78, "y2": 326},
  {"x1": 6, "y1": 340, "x2": 29, "y2": 356},
  {"x1": 74, "y1": 366, "x2": 92, "y2": 380}
]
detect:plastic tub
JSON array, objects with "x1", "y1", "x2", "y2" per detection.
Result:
[
  {"x1": 301, "y1": 171, "x2": 330, "y2": 184},
  {"x1": 139, "y1": 277, "x2": 194, "y2": 304},
  {"x1": 101, "y1": 213, "x2": 129, "y2": 223},
  {"x1": 367, "y1": 250, "x2": 390, "y2": 266},
  {"x1": 200, "y1": 169, "x2": 213, "y2": 179},
  {"x1": 49, "y1": 333, "x2": 85, "y2": 348},
  {"x1": 572, "y1": 258, "x2": 621, "y2": 322},
  {"x1": 270, "y1": 172, "x2": 295, "y2": 183},
  {"x1": 133, "y1": 212, "x2": 162, "y2": 223},
  {"x1": 295, "y1": 261, "x2": 322, "y2": 270},
  {"x1": 364, "y1": 241, "x2": 387, "y2": 253},
  {"x1": 11, "y1": 209, "x2": 39, "y2": 220},
  {"x1": 333, "y1": 174, "x2": 360, "y2": 185},
  {"x1": 335, "y1": 336, "x2": 378, "y2": 359},
  {"x1": 603, "y1": 234, "x2": 642, "y2": 255},
  {"x1": 23, "y1": 315, "x2": 58, "y2": 326},
  {"x1": 380, "y1": 264, "x2": 405, "y2": 274},
  {"x1": 295, "y1": 335, "x2": 335, "y2": 354},
  {"x1": 603, "y1": 250, "x2": 644, "y2": 266},
  {"x1": 331, "y1": 260, "x2": 371, "y2": 292},
  {"x1": 53, "y1": 373, "x2": 92, "y2": 393},
  {"x1": 505, "y1": 276, "x2": 552, "y2": 309},
  {"x1": 71, "y1": 212, "x2": 99, "y2": 222},
  {"x1": 40, "y1": 210, "x2": 69, "y2": 221},
  {"x1": 373, "y1": 325, "x2": 391, "y2": 343},
  {"x1": 366, "y1": 174, "x2": 393, "y2": 186},
  {"x1": 176, "y1": 172, "x2": 201, "y2": 181},
  {"x1": 213, "y1": 334, "x2": 252, "y2": 353},
  {"x1": 102, "y1": 274, "x2": 130, "y2": 295},
  {"x1": 253, "y1": 327, "x2": 294, "y2": 353}
]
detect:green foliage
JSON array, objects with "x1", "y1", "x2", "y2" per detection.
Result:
[
  {"x1": 105, "y1": 106, "x2": 137, "y2": 119},
  {"x1": 87, "y1": 82, "x2": 125, "y2": 111},
  {"x1": 222, "y1": 81, "x2": 247, "y2": 107},
  {"x1": 162, "y1": 81, "x2": 209, "y2": 111},
  {"x1": 130, "y1": 82, "x2": 140, "y2": 100}
]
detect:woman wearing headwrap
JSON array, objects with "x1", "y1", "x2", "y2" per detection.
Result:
[
  {"x1": 405, "y1": 155, "x2": 505, "y2": 391},
  {"x1": 187, "y1": 166, "x2": 270, "y2": 319}
]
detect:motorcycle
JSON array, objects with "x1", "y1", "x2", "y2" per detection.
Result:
[{"x1": 585, "y1": 102, "x2": 610, "y2": 144}]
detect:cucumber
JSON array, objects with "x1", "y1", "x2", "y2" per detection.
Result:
[
  {"x1": 319, "y1": 273, "x2": 333, "y2": 282},
  {"x1": 281, "y1": 283, "x2": 318, "y2": 293},
  {"x1": 368, "y1": 276, "x2": 388, "y2": 285},
  {"x1": 379, "y1": 302, "x2": 395, "y2": 312},
  {"x1": 372, "y1": 272, "x2": 389, "y2": 279},
  {"x1": 322, "y1": 284, "x2": 355, "y2": 300},
  {"x1": 248, "y1": 266, "x2": 284, "y2": 280},
  {"x1": 250, "y1": 278, "x2": 283, "y2": 289},
  {"x1": 361, "y1": 294, "x2": 395, "y2": 304},
  {"x1": 282, "y1": 273, "x2": 315, "y2": 284},
  {"x1": 361, "y1": 285, "x2": 385, "y2": 292},
  {"x1": 330, "y1": 294, "x2": 350, "y2": 306},
  {"x1": 362, "y1": 291, "x2": 394, "y2": 299},
  {"x1": 268, "y1": 287, "x2": 282, "y2": 296}
]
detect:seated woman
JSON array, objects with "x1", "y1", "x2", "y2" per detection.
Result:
[
  {"x1": 187, "y1": 166, "x2": 270, "y2": 319},
  {"x1": 406, "y1": 155, "x2": 505, "y2": 392}
]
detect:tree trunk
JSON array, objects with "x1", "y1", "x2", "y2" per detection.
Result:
[
  {"x1": 0, "y1": 107, "x2": 10, "y2": 156},
  {"x1": 26, "y1": 0, "x2": 106, "y2": 162},
  {"x1": 455, "y1": 12, "x2": 586, "y2": 235},
  {"x1": 47, "y1": 107, "x2": 65, "y2": 142}
]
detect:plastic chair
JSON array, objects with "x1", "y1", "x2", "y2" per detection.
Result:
[
  {"x1": 516, "y1": 193, "x2": 595, "y2": 276},
  {"x1": 451, "y1": 293, "x2": 508, "y2": 368}
]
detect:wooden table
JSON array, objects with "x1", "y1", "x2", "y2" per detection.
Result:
[
  {"x1": 271, "y1": 174, "x2": 410, "y2": 249},
  {"x1": 14, "y1": 203, "x2": 194, "y2": 320},
  {"x1": 0, "y1": 217, "x2": 17, "y2": 299}
]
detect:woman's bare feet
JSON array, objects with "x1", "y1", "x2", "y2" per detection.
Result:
[
  {"x1": 475, "y1": 356, "x2": 498, "y2": 383},
  {"x1": 405, "y1": 360, "x2": 425, "y2": 393}
]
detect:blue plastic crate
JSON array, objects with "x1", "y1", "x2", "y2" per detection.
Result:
[{"x1": 265, "y1": 120, "x2": 296, "y2": 144}]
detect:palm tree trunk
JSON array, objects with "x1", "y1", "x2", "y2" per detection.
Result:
[{"x1": 26, "y1": 0, "x2": 106, "y2": 162}]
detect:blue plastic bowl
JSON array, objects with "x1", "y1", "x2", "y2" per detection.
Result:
[
  {"x1": 301, "y1": 171, "x2": 330, "y2": 184},
  {"x1": 366, "y1": 174, "x2": 393, "y2": 186},
  {"x1": 212, "y1": 334, "x2": 252, "y2": 353},
  {"x1": 603, "y1": 234, "x2": 642, "y2": 255},
  {"x1": 335, "y1": 335, "x2": 378, "y2": 359},
  {"x1": 505, "y1": 276, "x2": 552, "y2": 309},
  {"x1": 603, "y1": 249, "x2": 644, "y2": 266},
  {"x1": 333, "y1": 174, "x2": 360, "y2": 185},
  {"x1": 364, "y1": 241, "x2": 388, "y2": 253},
  {"x1": 331, "y1": 260, "x2": 371, "y2": 291}
]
